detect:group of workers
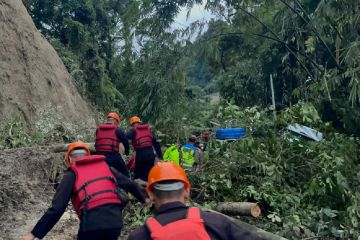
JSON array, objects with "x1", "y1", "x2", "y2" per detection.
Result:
[
  {"x1": 22, "y1": 112, "x2": 263, "y2": 240},
  {"x1": 94, "y1": 113, "x2": 162, "y2": 181}
]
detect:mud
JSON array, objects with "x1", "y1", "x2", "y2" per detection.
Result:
[{"x1": 0, "y1": 146, "x2": 137, "y2": 240}]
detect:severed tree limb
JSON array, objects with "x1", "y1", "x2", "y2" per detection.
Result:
[
  {"x1": 51, "y1": 142, "x2": 125, "y2": 155},
  {"x1": 203, "y1": 208, "x2": 288, "y2": 240},
  {"x1": 215, "y1": 202, "x2": 261, "y2": 217},
  {"x1": 51, "y1": 142, "x2": 95, "y2": 153}
]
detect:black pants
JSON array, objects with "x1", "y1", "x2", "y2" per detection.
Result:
[
  {"x1": 98, "y1": 152, "x2": 130, "y2": 178},
  {"x1": 77, "y1": 228, "x2": 121, "y2": 240},
  {"x1": 134, "y1": 147, "x2": 156, "y2": 181}
]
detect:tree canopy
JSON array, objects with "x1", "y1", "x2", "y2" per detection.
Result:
[{"x1": 18, "y1": 1, "x2": 360, "y2": 238}]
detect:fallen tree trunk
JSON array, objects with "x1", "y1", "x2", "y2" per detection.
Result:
[
  {"x1": 51, "y1": 142, "x2": 125, "y2": 154},
  {"x1": 51, "y1": 142, "x2": 95, "y2": 153},
  {"x1": 216, "y1": 202, "x2": 261, "y2": 217},
  {"x1": 204, "y1": 209, "x2": 287, "y2": 240}
]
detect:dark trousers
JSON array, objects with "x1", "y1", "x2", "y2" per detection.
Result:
[
  {"x1": 98, "y1": 152, "x2": 130, "y2": 178},
  {"x1": 77, "y1": 228, "x2": 121, "y2": 240},
  {"x1": 134, "y1": 147, "x2": 156, "y2": 181}
]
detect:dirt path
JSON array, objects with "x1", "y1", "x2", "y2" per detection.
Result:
[
  {"x1": 0, "y1": 146, "x2": 134, "y2": 240},
  {"x1": 0, "y1": 146, "x2": 76, "y2": 239}
]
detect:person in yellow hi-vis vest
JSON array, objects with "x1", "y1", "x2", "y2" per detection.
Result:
[
  {"x1": 163, "y1": 144, "x2": 180, "y2": 165},
  {"x1": 180, "y1": 136, "x2": 202, "y2": 171}
]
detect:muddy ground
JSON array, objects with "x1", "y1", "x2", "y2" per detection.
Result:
[{"x1": 0, "y1": 146, "x2": 137, "y2": 240}]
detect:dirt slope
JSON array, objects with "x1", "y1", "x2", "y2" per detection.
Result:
[
  {"x1": 0, "y1": 146, "x2": 138, "y2": 240},
  {"x1": 0, "y1": 0, "x2": 95, "y2": 130},
  {"x1": 0, "y1": 147, "x2": 79, "y2": 239}
]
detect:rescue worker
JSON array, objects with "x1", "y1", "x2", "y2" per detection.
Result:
[
  {"x1": 95, "y1": 112, "x2": 130, "y2": 177},
  {"x1": 162, "y1": 144, "x2": 180, "y2": 165},
  {"x1": 128, "y1": 162, "x2": 264, "y2": 240},
  {"x1": 127, "y1": 116, "x2": 162, "y2": 181},
  {"x1": 22, "y1": 141, "x2": 146, "y2": 240},
  {"x1": 180, "y1": 135, "x2": 202, "y2": 171}
]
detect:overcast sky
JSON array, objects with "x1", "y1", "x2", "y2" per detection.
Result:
[{"x1": 173, "y1": 3, "x2": 213, "y2": 29}]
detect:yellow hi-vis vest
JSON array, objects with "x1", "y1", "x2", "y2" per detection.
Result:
[
  {"x1": 180, "y1": 144, "x2": 196, "y2": 169},
  {"x1": 163, "y1": 144, "x2": 180, "y2": 165}
]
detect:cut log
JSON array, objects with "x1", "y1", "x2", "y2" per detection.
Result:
[
  {"x1": 216, "y1": 202, "x2": 261, "y2": 217},
  {"x1": 51, "y1": 142, "x2": 95, "y2": 153},
  {"x1": 204, "y1": 209, "x2": 287, "y2": 240},
  {"x1": 50, "y1": 142, "x2": 125, "y2": 154}
]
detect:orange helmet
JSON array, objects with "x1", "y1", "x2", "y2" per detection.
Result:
[
  {"x1": 107, "y1": 112, "x2": 120, "y2": 124},
  {"x1": 129, "y1": 116, "x2": 142, "y2": 125},
  {"x1": 147, "y1": 162, "x2": 190, "y2": 192},
  {"x1": 65, "y1": 141, "x2": 90, "y2": 165}
]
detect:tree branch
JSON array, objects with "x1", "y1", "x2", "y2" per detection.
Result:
[
  {"x1": 280, "y1": 0, "x2": 339, "y2": 68},
  {"x1": 232, "y1": 4, "x2": 317, "y2": 79}
]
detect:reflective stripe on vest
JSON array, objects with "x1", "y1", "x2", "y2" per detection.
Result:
[
  {"x1": 146, "y1": 208, "x2": 211, "y2": 240},
  {"x1": 70, "y1": 155, "x2": 121, "y2": 217},
  {"x1": 95, "y1": 123, "x2": 120, "y2": 152},
  {"x1": 180, "y1": 144, "x2": 196, "y2": 169},
  {"x1": 131, "y1": 124, "x2": 153, "y2": 150}
]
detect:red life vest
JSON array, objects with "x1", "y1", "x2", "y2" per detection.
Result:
[
  {"x1": 131, "y1": 124, "x2": 153, "y2": 150},
  {"x1": 146, "y1": 207, "x2": 211, "y2": 240},
  {"x1": 95, "y1": 123, "x2": 120, "y2": 152},
  {"x1": 70, "y1": 155, "x2": 121, "y2": 217}
]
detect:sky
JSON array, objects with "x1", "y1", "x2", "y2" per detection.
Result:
[{"x1": 173, "y1": 3, "x2": 213, "y2": 29}]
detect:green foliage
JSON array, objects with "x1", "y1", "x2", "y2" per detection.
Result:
[
  {"x1": 123, "y1": 203, "x2": 152, "y2": 228},
  {"x1": 0, "y1": 114, "x2": 95, "y2": 149},
  {"x1": 25, "y1": 0, "x2": 130, "y2": 110},
  {"x1": 0, "y1": 118, "x2": 32, "y2": 149},
  {"x1": 189, "y1": 103, "x2": 360, "y2": 239},
  {"x1": 22, "y1": 3, "x2": 360, "y2": 238}
]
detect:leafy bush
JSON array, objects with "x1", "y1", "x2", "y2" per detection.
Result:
[{"x1": 189, "y1": 103, "x2": 360, "y2": 239}]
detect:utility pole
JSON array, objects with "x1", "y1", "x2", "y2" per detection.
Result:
[{"x1": 270, "y1": 74, "x2": 277, "y2": 122}]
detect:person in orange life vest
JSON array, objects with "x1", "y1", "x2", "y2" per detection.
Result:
[
  {"x1": 128, "y1": 162, "x2": 264, "y2": 240},
  {"x1": 127, "y1": 116, "x2": 162, "y2": 181},
  {"x1": 22, "y1": 141, "x2": 146, "y2": 240},
  {"x1": 95, "y1": 112, "x2": 130, "y2": 178}
]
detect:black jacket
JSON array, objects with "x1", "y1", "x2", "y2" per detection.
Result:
[
  {"x1": 31, "y1": 168, "x2": 146, "y2": 239},
  {"x1": 128, "y1": 202, "x2": 265, "y2": 240}
]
